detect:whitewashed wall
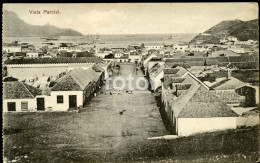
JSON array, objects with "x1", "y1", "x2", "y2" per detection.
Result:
[
  {"x1": 178, "y1": 117, "x2": 237, "y2": 136},
  {"x1": 50, "y1": 91, "x2": 83, "y2": 111},
  {"x1": 153, "y1": 71, "x2": 164, "y2": 91},
  {"x1": 3, "y1": 99, "x2": 36, "y2": 112},
  {"x1": 6, "y1": 63, "x2": 94, "y2": 80},
  {"x1": 237, "y1": 115, "x2": 260, "y2": 127}
]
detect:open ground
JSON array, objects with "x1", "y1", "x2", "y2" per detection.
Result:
[{"x1": 3, "y1": 63, "x2": 259, "y2": 163}]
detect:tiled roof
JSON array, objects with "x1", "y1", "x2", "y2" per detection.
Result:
[
  {"x1": 4, "y1": 57, "x2": 104, "y2": 64},
  {"x1": 51, "y1": 75, "x2": 82, "y2": 91},
  {"x1": 178, "y1": 86, "x2": 238, "y2": 118},
  {"x1": 211, "y1": 77, "x2": 246, "y2": 90},
  {"x1": 163, "y1": 67, "x2": 237, "y2": 118},
  {"x1": 85, "y1": 68, "x2": 100, "y2": 82},
  {"x1": 163, "y1": 68, "x2": 179, "y2": 74},
  {"x1": 92, "y1": 64, "x2": 105, "y2": 72},
  {"x1": 3, "y1": 82, "x2": 41, "y2": 99},
  {"x1": 51, "y1": 67, "x2": 99, "y2": 91}
]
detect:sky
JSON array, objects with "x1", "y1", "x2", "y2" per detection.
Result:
[{"x1": 3, "y1": 3, "x2": 259, "y2": 35}]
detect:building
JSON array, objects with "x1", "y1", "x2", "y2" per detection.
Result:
[
  {"x1": 114, "y1": 52, "x2": 124, "y2": 58},
  {"x1": 210, "y1": 76, "x2": 257, "y2": 107},
  {"x1": 50, "y1": 68, "x2": 100, "y2": 111},
  {"x1": 58, "y1": 43, "x2": 82, "y2": 52},
  {"x1": 228, "y1": 48, "x2": 245, "y2": 54},
  {"x1": 129, "y1": 52, "x2": 141, "y2": 62},
  {"x1": 173, "y1": 44, "x2": 189, "y2": 52},
  {"x1": 227, "y1": 36, "x2": 238, "y2": 42},
  {"x1": 161, "y1": 67, "x2": 238, "y2": 136},
  {"x1": 142, "y1": 53, "x2": 158, "y2": 67},
  {"x1": 211, "y1": 50, "x2": 240, "y2": 57},
  {"x1": 3, "y1": 81, "x2": 42, "y2": 112},
  {"x1": 3, "y1": 42, "x2": 22, "y2": 53},
  {"x1": 26, "y1": 52, "x2": 39, "y2": 58},
  {"x1": 144, "y1": 43, "x2": 164, "y2": 50},
  {"x1": 148, "y1": 63, "x2": 166, "y2": 91},
  {"x1": 95, "y1": 52, "x2": 110, "y2": 58}
]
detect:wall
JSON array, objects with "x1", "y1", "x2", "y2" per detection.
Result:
[
  {"x1": 3, "y1": 98, "x2": 36, "y2": 112},
  {"x1": 3, "y1": 46, "x2": 22, "y2": 53},
  {"x1": 148, "y1": 61, "x2": 164, "y2": 71},
  {"x1": 6, "y1": 63, "x2": 94, "y2": 80},
  {"x1": 178, "y1": 117, "x2": 237, "y2": 136},
  {"x1": 152, "y1": 71, "x2": 164, "y2": 91},
  {"x1": 237, "y1": 114, "x2": 259, "y2": 127},
  {"x1": 50, "y1": 91, "x2": 83, "y2": 111}
]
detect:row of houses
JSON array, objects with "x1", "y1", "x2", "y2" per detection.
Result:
[
  {"x1": 142, "y1": 52, "x2": 258, "y2": 136},
  {"x1": 3, "y1": 64, "x2": 105, "y2": 112},
  {"x1": 160, "y1": 67, "x2": 238, "y2": 136}
]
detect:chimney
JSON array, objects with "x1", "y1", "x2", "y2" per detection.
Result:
[
  {"x1": 227, "y1": 68, "x2": 232, "y2": 79},
  {"x1": 172, "y1": 84, "x2": 178, "y2": 96}
]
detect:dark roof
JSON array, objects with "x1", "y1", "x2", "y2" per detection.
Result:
[
  {"x1": 51, "y1": 67, "x2": 99, "y2": 91},
  {"x1": 3, "y1": 76, "x2": 19, "y2": 82},
  {"x1": 92, "y1": 64, "x2": 105, "y2": 72},
  {"x1": 162, "y1": 67, "x2": 237, "y2": 118},
  {"x1": 164, "y1": 76, "x2": 185, "y2": 89},
  {"x1": 3, "y1": 82, "x2": 42, "y2": 99},
  {"x1": 51, "y1": 75, "x2": 82, "y2": 91},
  {"x1": 4, "y1": 57, "x2": 104, "y2": 64},
  {"x1": 211, "y1": 77, "x2": 246, "y2": 90},
  {"x1": 163, "y1": 68, "x2": 179, "y2": 74},
  {"x1": 178, "y1": 86, "x2": 238, "y2": 118}
]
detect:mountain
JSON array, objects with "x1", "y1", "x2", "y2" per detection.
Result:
[
  {"x1": 3, "y1": 10, "x2": 83, "y2": 37},
  {"x1": 190, "y1": 19, "x2": 259, "y2": 44}
]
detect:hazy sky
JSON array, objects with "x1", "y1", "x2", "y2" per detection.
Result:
[{"x1": 3, "y1": 3, "x2": 258, "y2": 35}]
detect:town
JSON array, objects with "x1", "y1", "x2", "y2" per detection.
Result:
[
  {"x1": 3, "y1": 35, "x2": 259, "y2": 132},
  {"x1": 2, "y1": 3, "x2": 259, "y2": 163}
]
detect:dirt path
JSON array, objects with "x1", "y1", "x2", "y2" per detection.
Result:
[{"x1": 3, "y1": 63, "x2": 169, "y2": 163}]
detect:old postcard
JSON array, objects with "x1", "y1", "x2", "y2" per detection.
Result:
[{"x1": 2, "y1": 3, "x2": 259, "y2": 163}]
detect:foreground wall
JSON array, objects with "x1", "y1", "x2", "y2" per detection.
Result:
[
  {"x1": 50, "y1": 91, "x2": 83, "y2": 111},
  {"x1": 3, "y1": 99, "x2": 36, "y2": 112},
  {"x1": 6, "y1": 63, "x2": 94, "y2": 80},
  {"x1": 178, "y1": 117, "x2": 237, "y2": 136}
]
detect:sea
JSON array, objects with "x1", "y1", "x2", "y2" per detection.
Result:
[{"x1": 3, "y1": 33, "x2": 197, "y2": 49}]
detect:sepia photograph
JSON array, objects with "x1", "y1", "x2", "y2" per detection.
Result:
[{"x1": 2, "y1": 3, "x2": 259, "y2": 162}]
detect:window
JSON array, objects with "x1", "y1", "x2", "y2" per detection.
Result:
[
  {"x1": 7, "y1": 102, "x2": 16, "y2": 111},
  {"x1": 21, "y1": 101, "x2": 28, "y2": 111},
  {"x1": 57, "y1": 95, "x2": 64, "y2": 103}
]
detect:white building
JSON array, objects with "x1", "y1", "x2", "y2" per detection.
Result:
[
  {"x1": 161, "y1": 67, "x2": 238, "y2": 136},
  {"x1": 3, "y1": 81, "x2": 42, "y2": 112},
  {"x1": 144, "y1": 43, "x2": 164, "y2": 50},
  {"x1": 148, "y1": 63, "x2": 165, "y2": 91},
  {"x1": 114, "y1": 52, "x2": 124, "y2": 58},
  {"x1": 26, "y1": 52, "x2": 39, "y2": 58},
  {"x1": 129, "y1": 52, "x2": 141, "y2": 62},
  {"x1": 50, "y1": 68, "x2": 99, "y2": 111},
  {"x1": 3, "y1": 45, "x2": 22, "y2": 53},
  {"x1": 173, "y1": 44, "x2": 189, "y2": 52},
  {"x1": 228, "y1": 48, "x2": 245, "y2": 54},
  {"x1": 227, "y1": 36, "x2": 238, "y2": 42}
]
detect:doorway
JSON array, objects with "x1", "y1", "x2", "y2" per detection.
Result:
[
  {"x1": 37, "y1": 98, "x2": 45, "y2": 111},
  {"x1": 69, "y1": 95, "x2": 77, "y2": 108}
]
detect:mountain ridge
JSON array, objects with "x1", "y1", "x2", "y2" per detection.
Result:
[
  {"x1": 190, "y1": 19, "x2": 259, "y2": 44},
  {"x1": 3, "y1": 10, "x2": 83, "y2": 37}
]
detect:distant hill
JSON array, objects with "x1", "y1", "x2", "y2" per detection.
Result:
[
  {"x1": 3, "y1": 10, "x2": 83, "y2": 37},
  {"x1": 190, "y1": 19, "x2": 259, "y2": 44}
]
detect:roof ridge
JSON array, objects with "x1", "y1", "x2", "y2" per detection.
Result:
[
  {"x1": 174, "y1": 84, "x2": 201, "y2": 117},
  {"x1": 68, "y1": 68, "x2": 87, "y2": 90},
  {"x1": 184, "y1": 72, "x2": 210, "y2": 90},
  {"x1": 20, "y1": 82, "x2": 35, "y2": 98}
]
